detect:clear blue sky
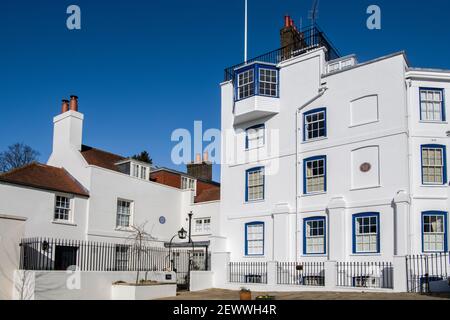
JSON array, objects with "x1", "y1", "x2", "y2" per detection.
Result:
[{"x1": 1, "y1": 0, "x2": 449, "y2": 182}]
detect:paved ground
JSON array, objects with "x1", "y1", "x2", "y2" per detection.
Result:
[{"x1": 163, "y1": 289, "x2": 450, "y2": 300}]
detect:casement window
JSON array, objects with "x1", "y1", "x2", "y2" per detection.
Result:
[
  {"x1": 237, "y1": 69, "x2": 255, "y2": 100},
  {"x1": 303, "y1": 156, "x2": 326, "y2": 194},
  {"x1": 245, "y1": 124, "x2": 265, "y2": 149},
  {"x1": 353, "y1": 213, "x2": 380, "y2": 254},
  {"x1": 116, "y1": 199, "x2": 133, "y2": 228},
  {"x1": 131, "y1": 163, "x2": 149, "y2": 180},
  {"x1": 245, "y1": 222, "x2": 264, "y2": 256},
  {"x1": 421, "y1": 145, "x2": 447, "y2": 185},
  {"x1": 304, "y1": 108, "x2": 327, "y2": 141},
  {"x1": 259, "y1": 68, "x2": 278, "y2": 97},
  {"x1": 245, "y1": 167, "x2": 264, "y2": 202},
  {"x1": 235, "y1": 64, "x2": 279, "y2": 101},
  {"x1": 194, "y1": 218, "x2": 211, "y2": 234},
  {"x1": 303, "y1": 217, "x2": 326, "y2": 255},
  {"x1": 54, "y1": 195, "x2": 71, "y2": 221},
  {"x1": 422, "y1": 211, "x2": 448, "y2": 252},
  {"x1": 181, "y1": 176, "x2": 196, "y2": 190},
  {"x1": 115, "y1": 245, "x2": 129, "y2": 271},
  {"x1": 420, "y1": 88, "x2": 445, "y2": 122}
]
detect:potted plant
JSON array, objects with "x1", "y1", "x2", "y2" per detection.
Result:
[
  {"x1": 239, "y1": 287, "x2": 252, "y2": 300},
  {"x1": 255, "y1": 295, "x2": 275, "y2": 300}
]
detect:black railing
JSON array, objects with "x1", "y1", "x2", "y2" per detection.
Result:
[
  {"x1": 406, "y1": 252, "x2": 450, "y2": 293},
  {"x1": 19, "y1": 237, "x2": 209, "y2": 275},
  {"x1": 229, "y1": 262, "x2": 267, "y2": 284},
  {"x1": 224, "y1": 25, "x2": 340, "y2": 81},
  {"x1": 336, "y1": 261, "x2": 393, "y2": 289},
  {"x1": 277, "y1": 262, "x2": 325, "y2": 286}
]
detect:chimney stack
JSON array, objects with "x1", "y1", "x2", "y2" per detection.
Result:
[
  {"x1": 280, "y1": 15, "x2": 303, "y2": 58},
  {"x1": 61, "y1": 99, "x2": 69, "y2": 113},
  {"x1": 69, "y1": 95, "x2": 79, "y2": 112},
  {"x1": 187, "y1": 152, "x2": 212, "y2": 181}
]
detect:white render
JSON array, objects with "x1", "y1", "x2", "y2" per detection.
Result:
[
  {"x1": 219, "y1": 48, "x2": 450, "y2": 263},
  {"x1": 0, "y1": 108, "x2": 220, "y2": 245}
]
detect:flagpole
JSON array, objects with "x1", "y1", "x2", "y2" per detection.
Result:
[{"x1": 244, "y1": 0, "x2": 248, "y2": 63}]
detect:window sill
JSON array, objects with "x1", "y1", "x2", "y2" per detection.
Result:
[
  {"x1": 300, "y1": 192, "x2": 326, "y2": 198},
  {"x1": 421, "y1": 184, "x2": 448, "y2": 188},
  {"x1": 245, "y1": 146, "x2": 265, "y2": 152},
  {"x1": 52, "y1": 221, "x2": 77, "y2": 227},
  {"x1": 243, "y1": 255, "x2": 266, "y2": 259},
  {"x1": 244, "y1": 199, "x2": 265, "y2": 204},
  {"x1": 301, "y1": 254, "x2": 327, "y2": 258},
  {"x1": 115, "y1": 227, "x2": 134, "y2": 232},
  {"x1": 350, "y1": 185, "x2": 382, "y2": 191},
  {"x1": 349, "y1": 253, "x2": 381, "y2": 257},
  {"x1": 419, "y1": 120, "x2": 447, "y2": 124},
  {"x1": 302, "y1": 137, "x2": 328, "y2": 145}
]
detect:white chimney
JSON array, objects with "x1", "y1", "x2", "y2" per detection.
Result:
[{"x1": 52, "y1": 96, "x2": 84, "y2": 152}]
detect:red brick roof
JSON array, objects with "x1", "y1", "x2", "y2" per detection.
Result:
[
  {"x1": 80, "y1": 145, "x2": 125, "y2": 172},
  {"x1": 195, "y1": 188, "x2": 220, "y2": 203},
  {"x1": 0, "y1": 163, "x2": 89, "y2": 197}
]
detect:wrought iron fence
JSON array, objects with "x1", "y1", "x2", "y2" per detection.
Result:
[
  {"x1": 406, "y1": 252, "x2": 450, "y2": 293},
  {"x1": 229, "y1": 262, "x2": 267, "y2": 284},
  {"x1": 224, "y1": 25, "x2": 340, "y2": 81},
  {"x1": 336, "y1": 261, "x2": 393, "y2": 289},
  {"x1": 277, "y1": 262, "x2": 325, "y2": 286},
  {"x1": 19, "y1": 237, "x2": 209, "y2": 275}
]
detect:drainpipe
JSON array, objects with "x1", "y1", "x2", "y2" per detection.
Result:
[{"x1": 295, "y1": 86, "x2": 328, "y2": 260}]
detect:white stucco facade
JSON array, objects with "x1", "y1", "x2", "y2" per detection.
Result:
[
  {"x1": 0, "y1": 108, "x2": 220, "y2": 247},
  {"x1": 219, "y1": 48, "x2": 450, "y2": 263}
]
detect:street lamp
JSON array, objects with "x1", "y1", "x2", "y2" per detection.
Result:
[{"x1": 168, "y1": 227, "x2": 188, "y2": 271}]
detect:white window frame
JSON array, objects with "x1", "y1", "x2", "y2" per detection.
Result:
[
  {"x1": 304, "y1": 218, "x2": 326, "y2": 255},
  {"x1": 131, "y1": 162, "x2": 149, "y2": 180},
  {"x1": 259, "y1": 68, "x2": 278, "y2": 97},
  {"x1": 423, "y1": 213, "x2": 446, "y2": 252},
  {"x1": 237, "y1": 68, "x2": 255, "y2": 100},
  {"x1": 53, "y1": 195, "x2": 72, "y2": 222},
  {"x1": 304, "y1": 157, "x2": 326, "y2": 194},
  {"x1": 194, "y1": 217, "x2": 212, "y2": 235},
  {"x1": 246, "y1": 167, "x2": 264, "y2": 202},
  {"x1": 116, "y1": 199, "x2": 133, "y2": 228},
  {"x1": 354, "y1": 214, "x2": 379, "y2": 254},
  {"x1": 245, "y1": 222, "x2": 264, "y2": 256},
  {"x1": 304, "y1": 109, "x2": 326, "y2": 141},
  {"x1": 420, "y1": 88, "x2": 444, "y2": 122}
]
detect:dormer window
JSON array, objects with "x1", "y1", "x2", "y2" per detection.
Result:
[
  {"x1": 181, "y1": 176, "x2": 196, "y2": 191},
  {"x1": 116, "y1": 159, "x2": 151, "y2": 180},
  {"x1": 235, "y1": 63, "x2": 279, "y2": 101}
]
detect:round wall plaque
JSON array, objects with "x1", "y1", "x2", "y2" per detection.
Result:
[
  {"x1": 159, "y1": 216, "x2": 166, "y2": 224},
  {"x1": 360, "y1": 162, "x2": 372, "y2": 173}
]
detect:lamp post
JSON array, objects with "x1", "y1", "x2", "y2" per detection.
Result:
[
  {"x1": 187, "y1": 211, "x2": 195, "y2": 291},
  {"x1": 168, "y1": 227, "x2": 187, "y2": 271}
]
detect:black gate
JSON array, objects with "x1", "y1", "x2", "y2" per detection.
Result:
[
  {"x1": 406, "y1": 252, "x2": 449, "y2": 293},
  {"x1": 171, "y1": 247, "x2": 210, "y2": 290}
]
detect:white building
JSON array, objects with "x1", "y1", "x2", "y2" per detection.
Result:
[
  {"x1": 218, "y1": 19, "x2": 450, "y2": 264},
  {"x1": 0, "y1": 96, "x2": 220, "y2": 280}
]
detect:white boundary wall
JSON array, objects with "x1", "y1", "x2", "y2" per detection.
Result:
[
  {"x1": 0, "y1": 214, "x2": 26, "y2": 300},
  {"x1": 13, "y1": 271, "x2": 176, "y2": 300}
]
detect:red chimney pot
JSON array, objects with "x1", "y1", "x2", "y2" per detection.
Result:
[
  {"x1": 69, "y1": 95, "x2": 78, "y2": 112},
  {"x1": 61, "y1": 99, "x2": 69, "y2": 113}
]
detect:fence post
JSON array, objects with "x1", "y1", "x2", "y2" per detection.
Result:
[
  {"x1": 267, "y1": 261, "x2": 277, "y2": 286},
  {"x1": 324, "y1": 260, "x2": 337, "y2": 290},
  {"x1": 210, "y1": 252, "x2": 230, "y2": 288},
  {"x1": 393, "y1": 255, "x2": 408, "y2": 293}
]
